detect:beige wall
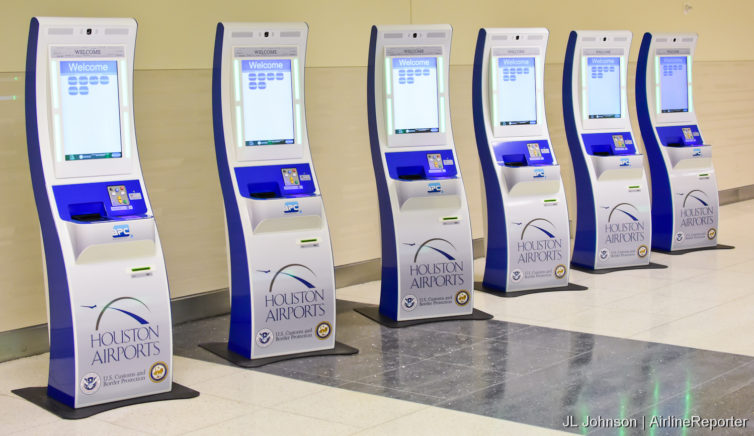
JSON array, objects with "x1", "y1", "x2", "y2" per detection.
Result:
[{"x1": 2, "y1": 1, "x2": 754, "y2": 331}]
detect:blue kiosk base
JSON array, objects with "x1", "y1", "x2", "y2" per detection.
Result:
[
  {"x1": 570, "y1": 262, "x2": 668, "y2": 275},
  {"x1": 199, "y1": 341, "x2": 359, "y2": 368},
  {"x1": 354, "y1": 305, "x2": 493, "y2": 328},
  {"x1": 474, "y1": 282, "x2": 588, "y2": 298},
  {"x1": 12, "y1": 383, "x2": 199, "y2": 420},
  {"x1": 653, "y1": 244, "x2": 734, "y2": 256}
]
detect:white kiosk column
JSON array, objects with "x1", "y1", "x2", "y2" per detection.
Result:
[
  {"x1": 636, "y1": 32, "x2": 732, "y2": 254},
  {"x1": 356, "y1": 24, "x2": 491, "y2": 325},
  {"x1": 472, "y1": 27, "x2": 585, "y2": 293},
  {"x1": 562, "y1": 30, "x2": 665, "y2": 272},
  {"x1": 204, "y1": 22, "x2": 357, "y2": 365},
  {"x1": 19, "y1": 17, "x2": 197, "y2": 414}
]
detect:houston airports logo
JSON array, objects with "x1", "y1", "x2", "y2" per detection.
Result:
[
  {"x1": 405, "y1": 238, "x2": 465, "y2": 291},
  {"x1": 261, "y1": 264, "x2": 328, "y2": 341},
  {"x1": 513, "y1": 219, "x2": 565, "y2": 278},
  {"x1": 93, "y1": 297, "x2": 150, "y2": 331},
  {"x1": 83, "y1": 297, "x2": 163, "y2": 368},
  {"x1": 603, "y1": 203, "x2": 646, "y2": 245},
  {"x1": 679, "y1": 190, "x2": 715, "y2": 238}
]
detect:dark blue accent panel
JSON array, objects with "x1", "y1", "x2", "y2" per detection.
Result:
[
  {"x1": 636, "y1": 32, "x2": 673, "y2": 250},
  {"x1": 563, "y1": 31, "x2": 597, "y2": 268},
  {"x1": 472, "y1": 29, "x2": 508, "y2": 292},
  {"x1": 656, "y1": 125, "x2": 703, "y2": 147},
  {"x1": 47, "y1": 385, "x2": 75, "y2": 408},
  {"x1": 26, "y1": 17, "x2": 76, "y2": 407},
  {"x1": 52, "y1": 180, "x2": 148, "y2": 221},
  {"x1": 581, "y1": 131, "x2": 636, "y2": 155},
  {"x1": 492, "y1": 139, "x2": 555, "y2": 167},
  {"x1": 212, "y1": 23, "x2": 252, "y2": 357},
  {"x1": 234, "y1": 164, "x2": 316, "y2": 199},
  {"x1": 384, "y1": 150, "x2": 458, "y2": 180},
  {"x1": 367, "y1": 26, "x2": 399, "y2": 319}
]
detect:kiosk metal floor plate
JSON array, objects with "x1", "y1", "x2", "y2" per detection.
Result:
[
  {"x1": 653, "y1": 243, "x2": 734, "y2": 255},
  {"x1": 474, "y1": 281, "x2": 588, "y2": 298},
  {"x1": 12, "y1": 383, "x2": 199, "y2": 420},
  {"x1": 354, "y1": 305, "x2": 493, "y2": 328},
  {"x1": 199, "y1": 341, "x2": 359, "y2": 368},
  {"x1": 571, "y1": 261, "x2": 668, "y2": 274}
]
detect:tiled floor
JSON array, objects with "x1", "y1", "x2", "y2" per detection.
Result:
[{"x1": 2, "y1": 200, "x2": 754, "y2": 435}]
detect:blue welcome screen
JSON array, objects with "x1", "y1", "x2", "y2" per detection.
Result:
[
  {"x1": 241, "y1": 59, "x2": 295, "y2": 146},
  {"x1": 660, "y1": 56, "x2": 689, "y2": 113},
  {"x1": 586, "y1": 57, "x2": 621, "y2": 119},
  {"x1": 59, "y1": 61, "x2": 122, "y2": 160},
  {"x1": 497, "y1": 57, "x2": 537, "y2": 126},
  {"x1": 391, "y1": 57, "x2": 440, "y2": 134}
]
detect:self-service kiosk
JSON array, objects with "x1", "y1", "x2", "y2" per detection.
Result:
[
  {"x1": 473, "y1": 28, "x2": 585, "y2": 293},
  {"x1": 636, "y1": 33, "x2": 731, "y2": 253},
  {"x1": 21, "y1": 17, "x2": 196, "y2": 412},
  {"x1": 563, "y1": 31, "x2": 662, "y2": 271},
  {"x1": 357, "y1": 24, "x2": 491, "y2": 325},
  {"x1": 206, "y1": 22, "x2": 356, "y2": 365}
]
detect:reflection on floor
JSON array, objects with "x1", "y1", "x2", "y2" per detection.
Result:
[{"x1": 174, "y1": 300, "x2": 754, "y2": 434}]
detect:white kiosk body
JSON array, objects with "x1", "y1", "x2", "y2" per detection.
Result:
[
  {"x1": 26, "y1": 17, "x2": 172, "y2": 408},
  {"x1": 562, "y1": 31, "x2": 653, "y2": 270},
  {"x1": 212, "y1": 23, "x2": 336, "y2": 358},
  {"x1": 636, "y1": 33, "x2": 719, "y2": 251},
  {"x1": 367, "y1": 25, "x2": 474, "y2": 320},
  {"x1": 472, "y1": 28, "x2": 571, "y2": 292}
]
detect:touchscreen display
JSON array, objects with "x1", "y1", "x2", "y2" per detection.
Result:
[
  {"x1": 59, "y1": 60, "x2": 122, "y2": 160},
  {"x1": 391, "y1": 57, "x2": 440, "y2": 134},
  {"x1": 586, "y1": 57, "x2": 621, "y2": 119},
  {"x1": 241, "y1": 59, "x2": 295, "y2": 145},
  {"x1": 496, "y1": 57, "x2": 536, "y2": 126},
  {"x1": 660, "y1": 56, "x2": 689, "y2": 113}
]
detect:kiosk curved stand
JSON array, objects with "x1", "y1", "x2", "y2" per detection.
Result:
[
  {"x1": 356, "y1": 24, "x2": 491, "y2": 326},
  {"x1": 16, "y1": 17, "x2": 197, "y2": 418},
  {"x1": 635, "y1": 32, "x2": 733, "y2": 254},
  {"x1": 203, "y1": 22, "x2": 357, "y2": 366},
  {"x1": 562, "y1": 30, "x2": 666, "y2": 274},
  {"x1": 471, "y1": 27, "x2": 586, "y2": 296}
]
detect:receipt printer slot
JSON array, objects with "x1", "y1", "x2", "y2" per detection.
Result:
[
  {"x1": 248, "y1": 182, "x2": 281, "y2": 199},
  {"x1": 503, "y1": 154, "x2": 527, "y2": 167},
  {"x1": 69, "y1": 202, "x2": 107, "y2": 222},
  {"x1": 397, "y1": 166, "x2": 427, "y2": 180},
  {"x1": 591, "y1": 144, "x2": 612, "y2": 156}
]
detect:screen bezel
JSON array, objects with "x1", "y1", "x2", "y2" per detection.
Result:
[
  {"x1": 383, "y1": 48, "x2": 448, "y2": 148},
  {"x1": 231, "y1": 48, "x2": 304, "y2": 162},
  {"x1": 48, "y1": 47, "x2": 134, "y2": 179},
  {"x1": 489, "y1": 52, "x2": 546, "y2": 139},
  {"x1": 654, "y1": 54, "x2": 695, "y2": 124},
  {"x1": 580, "y1": 53, "x2": 628, "y2": 131}
]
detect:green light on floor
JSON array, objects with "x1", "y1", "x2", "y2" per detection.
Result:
[{"x1": 12, "y1": 96, "x2": 16, "y2": 101}]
